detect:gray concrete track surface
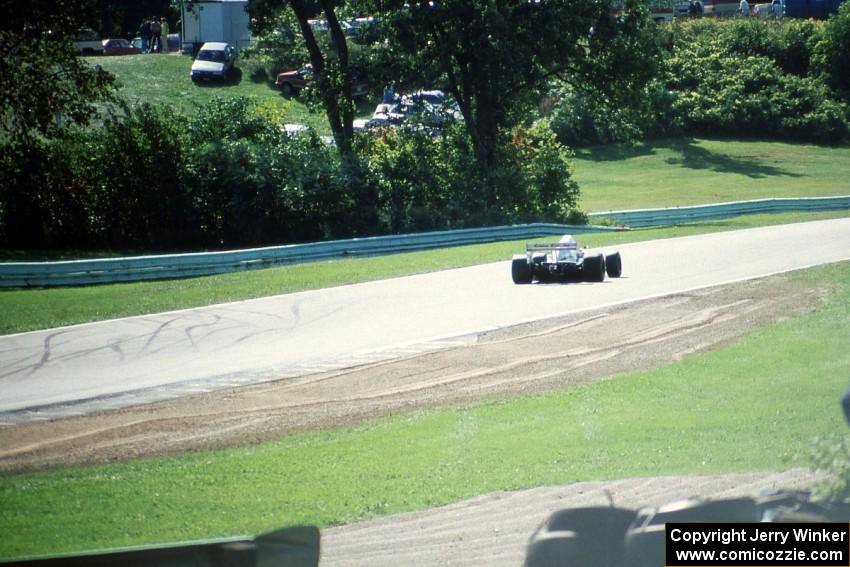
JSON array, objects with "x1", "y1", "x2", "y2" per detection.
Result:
[{"x1": 2, "y1": 218, "x2": 849, "y2": 416}]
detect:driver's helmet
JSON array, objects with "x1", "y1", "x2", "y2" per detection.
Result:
[{"x1": 556, "y1": 234, "x2": 578, "y2": 261}]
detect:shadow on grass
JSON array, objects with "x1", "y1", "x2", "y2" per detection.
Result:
[
  {"x1": 662, "y1": 139, "x2": 802, "y2": 179},
  {"x1": 573, "y1": 143, "x2": 657, "y2": 162},
  {"x1": 575, "y1": 138, "x2": 802, "y2": 180},
  {"x1": 191, "y1": 67, "x2": 244, "y2": 87}
]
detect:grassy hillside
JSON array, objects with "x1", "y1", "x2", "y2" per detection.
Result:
[
  {"x1": 573, "y1": 138, "x2": 850, "y2": 211},
  {"x1": 89, "y1": 53, "x2": 351, "y2": 131}
]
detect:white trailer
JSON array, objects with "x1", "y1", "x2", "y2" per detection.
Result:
[{"x1": 180, "y1": 0, "x2": 252, "y2": 55}]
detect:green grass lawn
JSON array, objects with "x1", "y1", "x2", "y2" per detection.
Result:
[
  {"x1": 1, "y1": 260, "x2": 847, "y2": 559},
  {"x1": 573, "y1": 138, "x2": 850, "y2": 211},
  {"x1": 88, "y1": 53, "x2": 374, "y2": 132}
]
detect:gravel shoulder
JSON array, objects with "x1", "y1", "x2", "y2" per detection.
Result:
[
  {"x1": 0, "y1": 273, "x2": 825, "y2": 474},
  {"x1": 0, "y1": 273, "x2": 830, "y2": 564},
  {"x1": 321, "y1": 469, "x2": 817, "y2": 566}
]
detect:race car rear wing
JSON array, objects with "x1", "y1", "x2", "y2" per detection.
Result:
[{"x1": 526, "y1": 243, "x2": 579, "y2": 252}]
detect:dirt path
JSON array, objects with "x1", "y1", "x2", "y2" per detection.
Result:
[{"x1": 0, "y1": 273, "x2": 824, "y2": 474}]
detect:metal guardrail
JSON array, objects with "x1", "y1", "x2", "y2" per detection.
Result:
[
  {"x1": 587, "y1": 195, "x2": 850, "y2": 228},
  {"x1": 0, "y1": 224, "x2": 617, "y2": 288},
  {"x1": 1, "y1": 196, "x2": 848, "y2": 288}
]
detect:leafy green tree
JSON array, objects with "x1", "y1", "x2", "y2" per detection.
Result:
[
  {"x1": 813, "y1": 1, "x2": 850, "y2": 100},
  {"x1": 248, "y1": 0, "x2": 361, "y2": 155},
  {"x1": 91, "y1": 104, "x2": 190, "y2": 249},
  {"x1": 0, "y1": 0, "x2": 117, "y2": 142},
  {"x1": 373, "y1": 0, "x2": 660, "y2": 172},
  {"x1": 0, "y1": 0, "x2": 118, "y2": 248}
]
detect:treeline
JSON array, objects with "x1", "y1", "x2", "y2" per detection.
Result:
[
  {"x1": 551, "y1": 7, "x2": 850, "y2": 146},
  {"x1": 0, "y1": 99, "x2": 578, "y2": 251},
  {"x1": 3, "y1": 6, "x2": 850, "y2": 253}
]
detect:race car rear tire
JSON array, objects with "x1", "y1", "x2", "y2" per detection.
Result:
[
  {"x1": 584, "y1": 254, "x2": 606, "y2": 282},
  {"x1": 512, "y1": 255, "x2": 533, "y2": 284},
  {"x1": 606, "y1": 252, "x2": 622, "y2": 278}
]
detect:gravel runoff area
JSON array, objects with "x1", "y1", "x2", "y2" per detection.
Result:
[
  {"x1": 321, "y1": 469, "x2": 818, "y2": 566},
  {"x1": 0, "y1": 272, "x2": 831, "y2": 563}
]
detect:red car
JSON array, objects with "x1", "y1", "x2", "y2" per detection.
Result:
[
  {"x1": 102, "y1": 38, "x2": 142, "y2": 56},
  {"x1": 275, "y1": 66, "x2": 312, "y2": 96},
  {"x1": 276, "y1": 65, "x2": 368, "y2": 98}
]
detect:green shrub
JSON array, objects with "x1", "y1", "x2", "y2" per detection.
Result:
[
  {"x1": 0, "y1": 133, "x2": 97, "y2": 249},
  {"x1": 773, "y1": 19, "x2": 822, "y2": 77},
  {"x1": 91, "y1": 104, "x2": 190, "y2": 249},
  {"x1": 812, "y1": 1, "x2": 850, "y2": 100},
  {"x1": 810, "y1": 434, "x2": 850, "y2": 503},
  {"x1": 503, "y1": 119, "x2": 581, "y2": 222},
  {"x1": 575, "y1": 18, "x2": 850, "y2": 145},
  {"x1": 182, "y1": 99, "x2": 356, "y2": 246},
  {"x1": 550, "y1": 87, "x2": 644, "y2": 147},
  {"x1": 357, "y1": 124, "x2": 475, "y2": 233},
  {"x1": 665, "y1": 26, "x2": 849, "y2": 143},
  {"x1": 357, "y1": 119, "x2": 581, "y2": 233}
]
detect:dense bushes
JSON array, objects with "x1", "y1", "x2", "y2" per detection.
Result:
[
  {"x1": 551, "y1": 15, "x2": 850, "y2": 147},
  {"x1": 0, "y1": 99, "x2": 580, "y2": 252},
  {"x1": 811, "y1": 1, "x2": 850, "y2": 99},
  {"x1": 666, "y1": 36, "x2": 849, "y2": 143},
  {"x1": 0, "y1": 134, "x2": 96, "y2": 249},
  {"x1": 357, "y1": 125, "x2": 472, "y2": 233}
]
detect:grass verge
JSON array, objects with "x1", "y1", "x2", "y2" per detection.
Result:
[
  {"x1": 1, "y1": 260, "x2": 848, "y2": 558},
  {"x1": 573, "y1": 138, "x2": 850, "y2": 211},
  {"x1": 1, "y1": 211, "x2": 848, "y2": 335}
]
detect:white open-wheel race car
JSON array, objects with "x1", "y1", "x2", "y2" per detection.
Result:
[{"x1": 511, "y1": 235, "x2": 622, "y2": 284}]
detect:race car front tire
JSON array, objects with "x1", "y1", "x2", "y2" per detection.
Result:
[
  {"x1": 605, "y1": 252, "x2": 622, "y2": 278},
  {"x1": 512, "y1": 255, "x2": 533, "y2": 284}
]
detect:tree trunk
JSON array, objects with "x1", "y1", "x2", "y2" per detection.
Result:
[{"x1": 288, "y1": 0, "x2": 354, "y2": 156}]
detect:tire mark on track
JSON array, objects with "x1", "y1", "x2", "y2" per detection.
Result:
[{"x1": 0, "y1": 274, "x2": 824, "y2": 473}]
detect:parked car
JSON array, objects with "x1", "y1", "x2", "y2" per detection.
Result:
[
  {"x1": 72, "y1": 28, "x2": 104, "y2": 55},
  {"x1": 280, "y1": 124, "x2": 336, "y2": 145},
  {"x1": 275, "y1": 65, "x2": 369, "y2": 98},
  {"x1": 190, "y1": 42, "x2": 237, "y2": 83},
  {"x1": 102, "y1": 38, "x2": 142, "y2": 56},
  {"x1": 367, "y1": 102, "x2": 409, "y2": 128},
  {"x1": 275, "y1": 66, "x2": 312, "y2": 96},
  {"x1": 130, "y1": 34, "x2": 180, "y2": 53},
  {"x1": 364, "y1": 90, "x2": 462, "y2": 131}
]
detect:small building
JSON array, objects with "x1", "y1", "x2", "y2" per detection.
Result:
[{"x1": 180, "y1": 0, "x2": 252, "y2": 55}]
